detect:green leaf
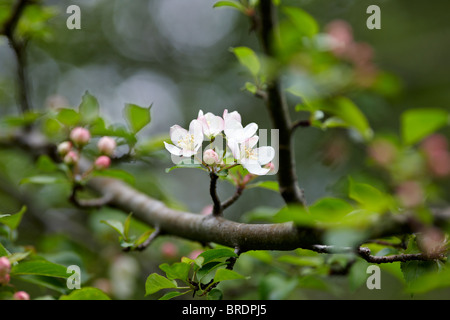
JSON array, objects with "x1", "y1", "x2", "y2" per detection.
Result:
[
  {"x1": 213, "y1": 1, "x2": 245, "y2": 12},
  {"x1": 406, "y1": 266, "x2": 450, "y2": 294},
  {"x1": 100, "y1": 220, "x2": 124, "y2": 237},
  {"x1": 0, "y1": 206, "x2": 26, "y2": 230},
  {"x1": 246, "y1": 180, "x2": 279, "y2": 192},
  {"x1": 78, "y1": 91, "x2": 100, "y2": 124},
  {"x1": 165, "y1": 163, "x2": 203, "y2": 173},
  {"x1": 123, "y1": 213, "x2": 132, "y2": 240},
  {"x1": 213, "y1": 268, "x2": 246, "y2": 283},
  {"x1": 0, "y1": 242, "x2": 10, "y2": 257},
  {"x1": 401, "y1": 108, "x2": 449, "y2": 145},
  {"x1": 124, "y1": 103, "x2": 152, "y2": 134},
  {"x1": 207, "y1": 288, "x2": 223, "y2": 300},
  {"x1": 159, "y1": 262, "x2": 191, "y2": 282},
  {"x1": 11, "y1": 260, "x2": 69, "y2": 279},
  {"x1": 56, "y1": 108, "x2": 80, "y2": 126},
  {"x1": 348, "y1": 178, "x2": 390, "y2": 212},
  {"x1": 92, "y1": 169, "x2": 135, "y2": 185},
  {"x1": 282, "y1": 6, "x2": 318, "y2": 38},
  {"x1": 20, "y1": 175, "x2": 65, "y2": 185},
  {"x1": 60, "y1": 287, "x2": 111, "y2": 300},
  {"x1": 145, "y1": 273, "x2": 178, "y2": 296},
  {"x1": 321, "y1": 97, "x2": 373, "y2": 141},
  {"x1": 159, "y1": 290, "x2": 191, "y2": 300},
  {"x1": 197, "y1": 248, "x2": 238, "y2": 266},
  {"x1": 348, "y1": 259, "x2": 371, "y2": 292},
  {"x1": 231, "y1": 47, "x2": 261, "y2": 78},
  {"x1": 244, "y1": 82, "x2": 258, "y2": 94}
]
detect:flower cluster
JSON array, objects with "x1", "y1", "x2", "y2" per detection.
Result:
[
  {"x1": 57, "y1": 127, "x2": 116, "y2": 171},
  {"x1": 164, "y1": 109, "x2": 275, "y2": 175}
]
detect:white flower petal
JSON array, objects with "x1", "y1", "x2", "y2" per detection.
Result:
[
  {"x1": 164, "y1": 142, "x2": 182, "y2": 156},
  {"x1": 224, "y1": 119, "x2": 244, "y2": 141},
  {"x1": 245, "y1": 136, "x2": 259, "y2": 149},
  {"x1": 243, "y1": 122, "x2": 258, "y2": 140},
  {"x1": 255, "y1": 146, "x2": 275, "y2": 165}
]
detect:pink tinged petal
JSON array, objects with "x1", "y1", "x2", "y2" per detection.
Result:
[
  {"x1": 243, "y1": 122, "x2": 258, "y2": 140},
  {"x1": 197, "y1": 110, "x2": 204, "y2": 119},
  {"x1": 208, "y1": 115, "x2": 224, "y2": 136},
  {"x1": 223, "y1": 109, "x2": 242, "y2": 124},
  {"x1": 228, "y1": 139, "x2": 240, "y2": 160},
  {"x1": 190, "y1": 120, "x2": 204, "y2": 150},
  {"x1": 245, "y1": 136, "x2": 259, "y2": 149},
  {"x1": 255, "y1": 146, "x2": 275, "y2": 165},
  {"x1": 170, "y1": 125, "x2": 188, "y2": 146},
  {"x1": 164, "y1": 142, "x2": 183, "y2": 156}
]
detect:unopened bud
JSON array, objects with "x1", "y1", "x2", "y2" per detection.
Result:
[
  {"x1": 97, "y1": 136, "x2": 116, "y2": 156},
  {"x1": 64, "y1": 150, "x2": 79, "y2": 165},
  {"x1": 203, "y1": 149, "x2": 220, "y2": 165},
  {"x1": 13, "y1": 291, "x2": 30, "y2": 300},
  {"x1": 94, "y1": 155, "x2": 111, "y2": 170},
  {"x1": 57, "y1": 141, "x2": 72, "y2": 156},
  {"x1": 70, "y1": 127, "x2": 91, "y2": 146},
  {"x1": 0, "y1": 257, "x2": 11, "y2": 279}
]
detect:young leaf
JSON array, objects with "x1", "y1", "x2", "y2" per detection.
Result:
[
  {"x1": 0, "y1": 206, "x2": 26, "y2": 230},
  {"x1": 159, "y1": 290, "x2": 191, "y2": 300},
  {"x1": 145, "y1": 273, "x2": 177, "y2": 296},
  {"x1": 124, "y1": 103, "x2": 152, "y2": 134},
  {"x1": 20, "y1": 175, "x2": 65, "y2": 185},
  {"x1": 100, "y1": 220, "x2": 124, "y2": 237},
  {"x1": 401, "y1": 108, "x2": 449, "y2": 145},
  {"x1": 159, "y1": 262, "x2": 191, "y2": 282},
  {"x1": 197, "y1": 248, "x2": 238, "y2": 265},
  {"x1": 282, "y1": 6, "x2": 319, "y2": 38}
]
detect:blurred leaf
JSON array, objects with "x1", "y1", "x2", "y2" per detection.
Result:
[
  {"x1": 165, "y1": 163, "x2": 203, "y2": 173},
  {"x1": 282, "y1": 6, "x2": 318, "y2": 38},
  {"x1": 231, "y1": 47, "x2": 261, "y2": 78},
  {"x1": 92, "y1": 168, "x2": 135, "y2": 185},
  {"x1": 78, "y1": 91, "x2": 100, "y2": 124},
  {"x1": 56, "y1": 108, "x2": 80, "y2": 126},
  {"x1": 0, "y1": 205, "x2": 26, "y2": 230},
  {"x1": 0, "y1": 242, "x2": 10, "y2": 257},
  {"x1": 213, "y1": 268, "x2": 247, "y2": 283},
  {"x1": 20, "y1": 175, "x2": 65, "y2": 185},
  {"x1": 100, "y1": 219, "x2": 124, "y2": 237},
  {"x1": 60, "y1": 287, "x2": 111, "y2": 300},
  {"x1": 401, "y1": 108, "x2": 448, "y2": 145},
  {"x1": 145, "y1": 273, "x2": 177, "y2": 296},
  {"x1": 207, "y1": 288, "x2": 223, "y2": 300},
  {"x1": 321, "y1": 97, "x2": 373, "y2": 141},
  {"x1": 213, "y1": 1, "x2": 245, "y2": 12},
  {"x1": 246, "y1": 180, "x2": 279, "y2": 192},
  {"x1": 124, "y1": 103, "x2": 152, "y2": 134},
  {"x1": 348, "y1": 259, "x2": 371, "y2": 292},
  {"x1": 159, "y1": 290, "x2": 191, "y2": 300},
  {"x1": 259, "y1": 273, "x2": 298, "y2": 300},
  {"x1": 406, "y1": 266, "x2": 450, "y2": 294},
  {"x1": 8, "y1": 251, "x2": 31, "y2": 264},
  {"x1": 348, "y1": 177, "x2": 390, "y2": 212},
  {"x1": 36, "y1": 155, "x2": 58, "y2": 173},
  {"x1": 123, "y1": 213, "x2": 132, "y2": 240},
  {"x1": 244, "y1": 82, "x2": 258, "y2": 94}
]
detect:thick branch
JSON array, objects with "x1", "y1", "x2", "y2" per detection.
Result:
[
  {"x1": 209, "y1": 172, "x2": 222, "y2": 216},
  {"x1": 257, "y1": 0, "x2": 305, "y2": 206}
]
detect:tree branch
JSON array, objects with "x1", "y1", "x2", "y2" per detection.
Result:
[
  {"x1": 2, "y1": 0, "x2": 32, "y2": 114},
  {"x1": 257, "y1": 0, "x2": 306, "y2": 206},
  {"x1": 221, "y1": 185, "x2": 244, "y2": 211},
  {"x1": 209, "y1": 172, "x2": 222, "y2": 216}
]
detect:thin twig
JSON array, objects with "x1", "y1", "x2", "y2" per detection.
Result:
[
  {"x1": 135, "y1": 227, "x2": 161, "y2": 252},
  {"x1": 221, "y1": 186, "x2": 244, "y2": 211}
]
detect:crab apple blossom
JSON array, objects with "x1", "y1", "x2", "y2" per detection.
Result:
[
  {"x1": 57, "y1": 141, "x2": 72, "y2": 156},
  {"x1": 13, "y1": 291, "x2": 30, "y2": 300},
  {"x1": 97, "y1": 136, "x2": 116, "y2": 156},
  {"x1": 63, "y1": 150, "x2": 79, "y2": 165},
  {"x1": 224, "y1": 118, "x2": 258, "y2": 159},
  {"x1": 197, "y1": 110, "x2": 224, "y2": 139},
  {"x1": 203, "y1": 149, "x2": 220, "y2": 165},
  {"x1": 222, "y1": 109, "x2": 242, "y2": 127},
  {"x1": 70, "y1": 127, "x2": 91, "y2": 146},
  {"x1": 95, "y1": 155, "x2": 111, "y2": 170},
  {"x1": 164, "y1": 119, "x2": 203, "y2": 157}
]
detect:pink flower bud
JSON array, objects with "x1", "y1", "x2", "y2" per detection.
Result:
[
  {"x1": 97, "y1": 136, "x2": 116, "y2": 156},
  {"x1": 63, "y1": 150, "x2": 79, "y2": 165},
  {"x1": 188, "y1": 250, "x2": 203, "y2": 260},
  {"x1": 0, "y1": 257, "x2": 11, "y2": 275},
  {"x1": 161, "y1": 242, "x2": 178, "y2": 258},
  {"x1": 13, "y1": 291, "x2": 30, "y2": 300},
  {"x1": 0, "y1": 273, "x2": 10, "y2": 285},
  {"x1": 94, "y1": 155, "x2": 111, "y2": 170},
  {"x1": 264, "y1": 162, "x2": 276, "y2": 174},
  {"x1": 203, "y1": 149, "x2": 220, "y2": 165},
  {"x1": 57, "y1": 141, "x2": 72, "y2": 156},
  {"x1": 70, "y1": 127, "x2": 91, "y2": 146}
]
